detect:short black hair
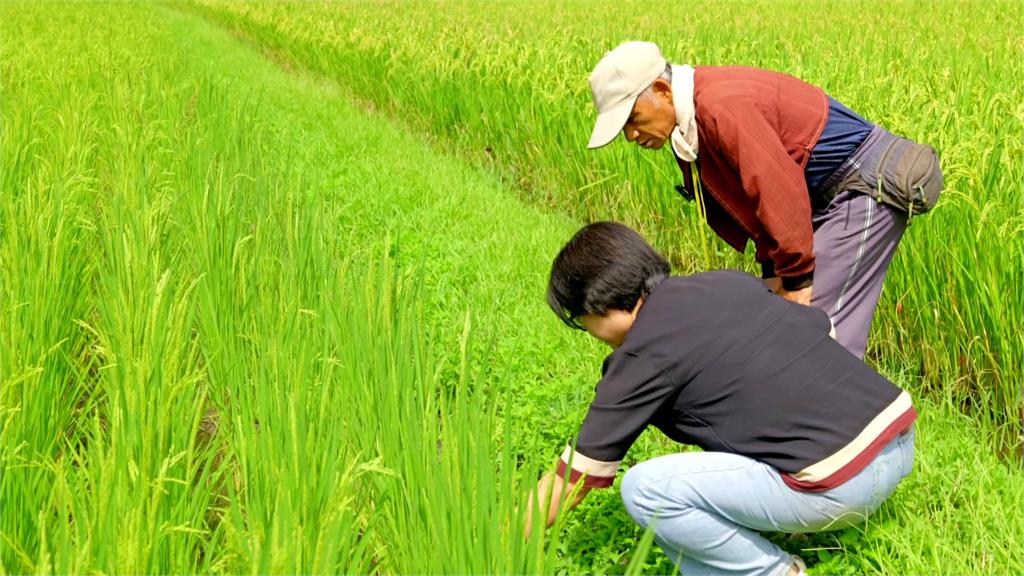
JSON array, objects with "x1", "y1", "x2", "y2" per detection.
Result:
[{"x1": 547, "y1": 221, "x2": 671, "y2": 329}]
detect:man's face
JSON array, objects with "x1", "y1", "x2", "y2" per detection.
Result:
[
  {"x1": 579, "y1": 299, "x2": 643, "y2": 349},
  {"x1": 622, "y1": 79, "x2": 676, "y2": 150}
]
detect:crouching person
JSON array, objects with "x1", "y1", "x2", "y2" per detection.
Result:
[{"x1": 527, "y1": 221, "x2": 916, "y2": 576}]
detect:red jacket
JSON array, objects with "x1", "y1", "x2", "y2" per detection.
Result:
[{"x1": 686, "y1": 66, "x2": 828, "y2": 289}]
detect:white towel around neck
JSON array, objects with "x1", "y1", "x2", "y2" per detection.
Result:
[{"x1": 669, "y1": 64, "x2": 699, "y2": 162}]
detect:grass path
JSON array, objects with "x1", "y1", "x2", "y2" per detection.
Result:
[{"x1": 1, "y1": 2, "x2": 1021, "y2": 573}]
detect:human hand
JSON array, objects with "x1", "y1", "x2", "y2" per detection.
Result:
[
  {"x1": 779, "y1": 285, "x2": 813, "y2": 306},
  {"x1": 763, "y1": 277, "x2": 782, "y2": 294}
]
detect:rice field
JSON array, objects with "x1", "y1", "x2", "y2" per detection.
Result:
[
  {"x1": 1, "y1": 1, "x2": 1022, "y2": 574},
  {"x1": 186, "y1": 0, "x2": 1024, "y2": 442}
]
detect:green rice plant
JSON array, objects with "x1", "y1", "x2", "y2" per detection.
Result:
[
  {"x1": 1, "y1": 8, "x2": 105, "y2": 571},
  {"x1": 0, "y1": 6, "x2": 234, "y2": 571},
  {"x1": 187, "y1": 179, "x2": 383, "y2": 573},
  {"x1": 320, "y1": 257, "x2": 538, "y2": 574},
  {"x1": 0, "y1": 88, "x2": 96, "y2": 576}
]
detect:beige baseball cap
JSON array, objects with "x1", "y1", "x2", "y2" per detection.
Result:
[{"x1": 587, "y1": 41, "x2": 667, "y2": 149}]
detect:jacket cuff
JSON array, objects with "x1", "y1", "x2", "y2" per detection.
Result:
[
  {"x1": 760, "y1": 260, "x2": 776, "y2": 279},
  {"x1": 781, "y1": 272, "x2": 814, "y2": 291}
]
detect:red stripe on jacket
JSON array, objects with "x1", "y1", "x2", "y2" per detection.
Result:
[
  {"x1": 556, "y1": 459, "x2": 616, "y2": 489},
  {"x1": 782, "y1": 407, "x2": 917, "y2": 492}
]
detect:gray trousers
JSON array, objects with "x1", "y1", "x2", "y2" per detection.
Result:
[{"x1": 810, "y1": 127, "x2": 908, "y2": 359}]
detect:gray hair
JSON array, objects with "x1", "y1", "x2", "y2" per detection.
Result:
[{"x1": 639, "y1": 64, "x2": 673, "y2": 102}]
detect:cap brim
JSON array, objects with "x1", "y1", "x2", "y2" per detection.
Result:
[{"x1": 587, "y1": 96, "x2": 637, "y2": 149}]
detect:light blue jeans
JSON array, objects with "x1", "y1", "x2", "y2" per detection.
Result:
[{"x1": 620, "y1": 428, "x2": 915, "y2": 576}]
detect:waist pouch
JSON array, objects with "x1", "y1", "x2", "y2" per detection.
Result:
[{"x1": 839, "y1": 135, "x2": 945, "y2": 219}]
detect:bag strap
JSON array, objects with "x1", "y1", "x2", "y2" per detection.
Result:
[
  {"x1": 671, "y1": 153, "x2": 713, "y2": 266},
  {"x1": 874, "y1": 139, "x2": 917, "y2": 225},
  {"x1": 672, "y1": 152, "x2": 697, "y2": 202}
]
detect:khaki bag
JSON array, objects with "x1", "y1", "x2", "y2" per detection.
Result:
[{"x1": 844, "y1": 137, "x2": 944, "y2": 220}]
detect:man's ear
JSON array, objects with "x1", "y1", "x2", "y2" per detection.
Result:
[{"x1": 651, "y1": 78, "x2": 673, "y2": 103}]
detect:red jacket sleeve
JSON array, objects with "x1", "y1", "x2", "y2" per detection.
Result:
[{"x1": 702, "y1": 102, "x2": 816, "y2": 289}]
